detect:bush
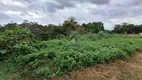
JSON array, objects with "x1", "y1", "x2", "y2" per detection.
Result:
[
  {"x1": 79, "y1": 32, "x2": 113, "y2": 41},
  {"x1": 0, "y1": 27, "x2": 34, "y2": 58},
  {"x1": 7, "y1": 36, "x2": 142, "y2": 79},
  {"x1": 1, "y1": 30, "x2": 141, "y2": 79}
]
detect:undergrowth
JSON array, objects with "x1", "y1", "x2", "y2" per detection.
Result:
[
  {"x1": 1, "y1": 29, "x2": 142, "y2": 79},
  {"x1": 8, "y1": 37, "x2": 142, "y2": 79}
]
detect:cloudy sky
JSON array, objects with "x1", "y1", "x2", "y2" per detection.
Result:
[{"x1": 0, "y1": 0, "x2": 142, "y2": 30}]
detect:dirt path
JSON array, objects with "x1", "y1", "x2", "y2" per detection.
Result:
[{"x1": 52, "y1": 53, "x2": 142, "y2": 80}]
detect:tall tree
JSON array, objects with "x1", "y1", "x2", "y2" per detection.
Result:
[{"x1": 62, "y1": 17, "x2": 78, "y2": 35}]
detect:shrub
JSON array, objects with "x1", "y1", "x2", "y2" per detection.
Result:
[
  {"x1": 0, "y1": 27, "x2": 34, "y2": 58},
  {"x1": 4, "y1": 32, "x2": 142, "y2": 79},
  {"x1": 79, "y1": 32, "x2": 113, "y2": 41},
  {"x1": 7, "y1": 36, "x2": 142, "y2": 79}
]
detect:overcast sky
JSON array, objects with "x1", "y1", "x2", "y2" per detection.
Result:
[{"x1": 0, "y1": 0, "x2": 142, "y2": 30}]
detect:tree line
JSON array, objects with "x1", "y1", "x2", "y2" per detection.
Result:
[
  {"x1": 0, "y1": 17, "x2": 104, "y2": 40},
  {"x1": 113, "y1": 23, "x2": 142, "y2": 34},
  {"x1": 0, "y1": 17, "x2": 142, "y2": 40}
]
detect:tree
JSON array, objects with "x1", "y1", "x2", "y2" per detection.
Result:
[
  {"x1": 82, "y1": 22, "x2": 104, "y2": 33},
  {"x1": 92, "y1": 22, "x2": 104, "y2": 33},
  {"x1": 76, "y1": 25, "x2": 88, "y2": 34},
  {"x1": 113, "y1": 24, "x2": 122, "y2": 33},
  {"x1": 113, "y1": 23, "x2": 142, "y2": 34},
  {"x1": 62, "y1": 17, "x2": 78, "y2": 35}
]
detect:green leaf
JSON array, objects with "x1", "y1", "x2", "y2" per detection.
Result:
[{"x1": 0, "y1": 50, "x2": 7, "y2": 55}]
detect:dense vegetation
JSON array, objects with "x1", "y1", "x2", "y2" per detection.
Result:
[
  {"x1": 1, "y1": 18, "x2": 142, "y2": 79},
  {"x1": 113, "y1": 23, "x2": 142, "y2": 34},
  {"x1": 0, "y1": 18, "x2": 105, "y2": 40}
]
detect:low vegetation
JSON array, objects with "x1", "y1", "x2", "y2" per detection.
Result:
[
  {"x1": 1, "y1": 18, "x2": 142, "y2": 80},
  {"x1": 0, "y1": 29, "x2": 142, "y2": 79}
]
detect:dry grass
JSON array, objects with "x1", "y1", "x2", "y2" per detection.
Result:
[{"x1": 52, "y1": 53, "x2": 142, "y2": 80}]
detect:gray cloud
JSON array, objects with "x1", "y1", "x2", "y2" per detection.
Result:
[
  {"x1": 0, "y1": 12, "x2": 10, "y2": 20},
  {"x1": 0, "y1": 0, "x2": 142, "y2": 30},
  {"x1": 92, "y1": 0, "x2": 142, "y2": 19},
  {"x1": 113, "y1": 0, "x2": 142, "y2": 6},
  {"x1": 56, "y1": 0, "x2": 110, "y2": 6},
  {"x1": 13, "y1": 0, "x2": 110, "y2": 13},
  {"x1": 83, "y1": 0, "x2": 110, "y2": 4}
]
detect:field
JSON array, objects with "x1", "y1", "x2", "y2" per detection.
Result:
[{"x1": 1, "y1": 28, "x2": 142, "y2": 80}]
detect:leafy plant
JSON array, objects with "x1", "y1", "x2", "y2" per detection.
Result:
[
  {"x1": 2, "y1": 30, "x2": 142, "y2": 79},
  {"x1": 0, "y1": 27, "x2": 34, "y2": 58}
]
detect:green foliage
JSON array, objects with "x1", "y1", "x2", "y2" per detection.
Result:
[
  {"x1": 0, "y1": 19, "x2": 106, "y2": 40},
  {"x1": 62, "y1": 19, "x2": 78, "y2": 35},
  {"x1": 1, "y1": 22, "x2": 142, "y2": 79},
  {"x1": 113, "y1": 23, "x2": 142, "y2": 34},
  {"x1": 79, "y1": 32, "x2": 114, "y2": 41},
  {"x1": 82, "y1": 22, "x2": 104, "y2": 33},
  {"x1": 0, "y1": 28, "x2": 34, "y2": 56},
  {"x1": 0, "y1": 23, "x2": 18, "y2": 32},
  {"x1": 36, "y1": 67, "x2": 54, "y2": 78},
  {"x1": 70, "y1": 31, "x2": 78, "y2": 39},
  {"x1": 6, "y1": 34, "x2": 142, "y2": 79},
  {"x1": 0, "y1": 50, "x2": 7, "y2": 55}
]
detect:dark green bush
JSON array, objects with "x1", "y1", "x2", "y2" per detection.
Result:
[{"x1": 0, "y1": 27, "x2": 34, "y2": 58}]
